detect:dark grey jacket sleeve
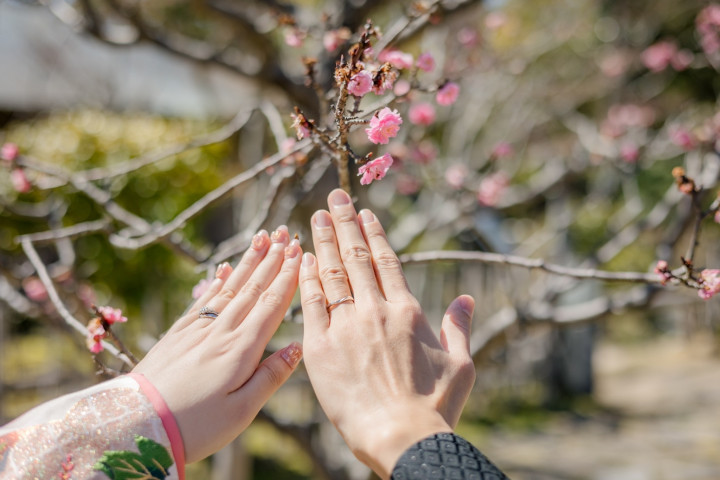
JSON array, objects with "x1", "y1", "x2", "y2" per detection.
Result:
[{"x1": 391, "y1": 432, "x2": 509, "y2": 479}]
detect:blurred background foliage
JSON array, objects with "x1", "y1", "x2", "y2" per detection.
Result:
[{"x1": 2, "y1": 0, "x2": 720, "y2": 478}]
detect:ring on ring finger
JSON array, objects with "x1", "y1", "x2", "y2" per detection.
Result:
[{"x1": 326, "y1": 295, "x2": 354, "y2": 312}]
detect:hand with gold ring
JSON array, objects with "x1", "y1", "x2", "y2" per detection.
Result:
[
  {"x1": 299, "y1": 189, "x2": 477, "y2": 480},
  {"x1": 132, "y1": 226, "x2": 303, "y2": 463}
]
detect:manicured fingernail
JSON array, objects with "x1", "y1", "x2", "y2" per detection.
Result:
[
  {"x1": 281, "y1": 342, "x2": 303, "y2": 367},
  {"x1": 302, "y1": 252, "x2": 315, "y2": 267},
  {"x1": 285, "y1": 239, "x2": 300, "y2": 258},
  {"x1": 271, "y1": 226, "x2": 289, "y2": 243},
  {"x1": 215, "y1": 262, "x2": 231, "y2": 279},
  {"x1": 313, "y1": 211, "x2": 332, "y2": 228},
  {"x1": 329, "y1": 189, "x2": 351, "y2": 207},
  {"x1": 252, "y1": 230, "x2": 268, "y2": 249},
  {"x1": 359, "y1": 209, "x2": 375, "y2": 224}
]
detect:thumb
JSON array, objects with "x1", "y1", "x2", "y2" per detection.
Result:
[
  {"x1": 237, "y1": 342, "x2": 303, "y2": 404},
  {"x1": 440, "y1": 295, "x2": 474, "y2": 357}
]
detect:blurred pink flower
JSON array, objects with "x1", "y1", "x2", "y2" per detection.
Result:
[
  {"x1": 393, "y1": 79, "x2": 411, "y2": 96},
  {"x1": 284, "y1": 28, "x2": 305, "y2": 47},
  {"x1": 445, "y1": 164, "x2": 468, "y2": 190},
  {"x1": 348, "y1": 70, "x2": 373, "y2": 97},
  {"x1": 78, "y1": 283, "x2": 97, "y2": 308},
  {"x1": 485, "y1": 12, "x2": 508, "y2": 30},
  {"x1": 11, "y1": 168, "x2": 31, "y2": 193},
  {"x1": 98, "y1": 306, "x2": 127, "y2": 324},
  {"x1": 192, "y1": 278, "x2": 211, "y2": 299},
  {"x1": 715, "y1": 209, "x2": 720, "y2": 224},
  {"x1": 416, "y1": 53, "x2": 435, "y2": 72},
  {"x1": 22, "y1": 277, "x2": 48, "y2": 302},
  {"x1": 411, "y1": 140, "x2": 438, "y2": 164},
  {"x1": 620, "y1": 142, "x2": 640, "y2": 163},
  {"x1": 491, "y1": 142, "x2": 515, "y2": 159},
  {"x1": 457, "y1": 27, "x2": 479, "y2": 47},
  {"x1": 378, "y1": 49, "x2": 414, "y2": 69},
  {"x1": 395, "y1": 174, "x2": 422, "y2": 195},
  {"x1": 697, "y1": 5, "x2": 720, "y2": 55},
  {"x1": 436, "y1": 82, "x2": 460, "y2": 106},
  {"x1": 408, "y1": 102, "x2": 436, "y2": 126},
  {"x1": 641, "y1": 41, "x2": 677, "y2": 72},
  {"x1": 477, "y1": 172, "x2": 509, "y2": 206},
  {"x1": 358, "y1": 153, "x2": 394, "y2": 185},
  {"x1": 1, "y1": 142, "x2": 18, "y2": 162},
  {"x1": 366, "y1": 108, "x2": 403, "y2": 144},
  {"x1": 86, "y1": 317, "x2": 106, "y2": 354},
  {"x1": 698, "y1": 269, "x2": 720, "y2": 300},
  {"x1": 602, "y1": 104, "x2": 656, "y2": 137},
  {"x1": 654, "y1": 260, "x2": 672, "y2": 285},
  {"x1": 669, "y1": 127, "x2": 697, "y2": 151},
  {"x1": 671, "y1": 49, "x2": 694, "y2": 70},
  {"x1": 323, "y1": 27, "x2": 351, "y2": 52},
  {"x1": 290, "y1": 113, "x2": 311, "y2": 140}
]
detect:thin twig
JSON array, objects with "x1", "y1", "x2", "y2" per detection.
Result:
[{"x1": 15, "y1": 219, "x2": 111, "y2": 244}]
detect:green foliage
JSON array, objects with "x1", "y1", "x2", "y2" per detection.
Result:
[{"x1": 93, "y1": 435, "x2": 173, "y2": 480}]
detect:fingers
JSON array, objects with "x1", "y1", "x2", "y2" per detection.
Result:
[
  {"x1": 311, "y1": 210, "x2": 354, "y2": 303},
  {"x1": 169, "y1": 262, "x2": 234, "y2": 334},
  {"x1": 439, "y1": 295, "x2": 474, "y2": 358},
  {"x1": 231, "y1": 342, "x2": 303, "y2": 409},
  {"x1": 326, "y1": 189, "x2": 382, "y2": 300},
  {"x1": 358, "y1": 208, "x2": 413, "y2": 302},
  {"x1": 299, "y1": 252, "x2": 329, "y2": 334}
]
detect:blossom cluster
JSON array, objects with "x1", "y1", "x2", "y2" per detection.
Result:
[
  {"x1": 697, "y1": 4, "x2": 720, "y2": 56},
  {"x1": 1, "y1": 142, "x2": 31, "y2": 193},
  {"x1": 85, "y1": 306, "x2": 127, "y2": 353}
]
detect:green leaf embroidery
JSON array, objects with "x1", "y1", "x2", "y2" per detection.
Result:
[{"x1": 94, "y1": 435, "x2": 174, "y2": 480}]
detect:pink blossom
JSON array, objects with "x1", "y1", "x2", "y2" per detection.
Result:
[
  {"x1": 291, "y1": 113, "x2": 311, "y2": 140},
  {"x1": 602, "y1": 104, "x2": 655, "y2": 137},
  {"x1": 284, "y1": 28, "x2": 305, "y2": 48},
  {"x1": 445, "y1": 164, "x2": 468, "y2": 190},
  {"x1": 411, "y1": 140, "x2": 438, "y2": 164},
  {"x1": 358, "y1": 153, "x2": 394, "y2": 185},
  {"x1": 22, "y1": 277, "x2": 48, "y2": 302},
  {"x1": 477, "y1": 172, "x2": 509, "y2": 206},
  {"x1": 348, "y1": 70, "x2": 373, "y2": 97},
  {"x1": 641, "y1": 41, "x2": 677, "y2": 72},
  {"x1": 698, "y1": 269, "x2": 720, "y2": 300},
  {"x1": 697, "y1": 5, "x2": 720, "y2": 55},
  {"x1": 78, "y1": 284, "x2": 97, "y2": 308},
  {"x1": 97, "y1": 306, "x2": 127, "y2": 325},
  {"x1": 378, "y1": 49, "x2": 414, "y2": 69},
  {"x1": 715, "y1": 209, "x2": 720, "y2": 224},
  {"x1": 416, "y1": 53, "x2": 436, "y2": 72},
  {"x1": 671, "y1": 49, "x2": 694, "y2": 71},
  {"x1": 436, "y1": 82, "x2": 460, "y2": 106},
  {"x1": 1, "y1": 142, "x2": 19, "y2": 162},
  {"x1": 11, "y1": 168, "x2": 31, "y2": 193},
  {"x1": 86, "y1": 317, "x2": 106, "y2": 354},
  {"x1": 192, "y1": 278, "x2": 211, "y2": 299},
  {"x1": 654, "y1": 260, "x2": 672, "y2": 285},
  {"x1": 372, "y1": 68, "x2": 397, "y2": 95},
  {"x1": 395, "y1": 174, "x2": 422, "y2": 195},
  {"x1": 323, "y1": 27, "x2": 350, "y2": 52},
  {"x1": 365, "y1": 107, "x2": 403, "y2": 144},
  {"x1": 485, "y1": 12, "x2": 508, "y2": 30},
  {"x1": 408, "y1": 102, "x2": 436, "y2": 126},
  {"x1": 669, "y1": 127, "x2": 697, "y2": 151},
  {"x1": 491, "y1": 142, "x2": 515, "y2": 159},
  {"x1": 620, "y1": 142, "x2": 640, "y2": 163},
  {"x1": 457, "y1": 27, "x2": 479, "y2": 47},
  {"x1": 281, "y1": 138, "x2": 296, "y2": 153},
  {"x1": 393, "y1": 79, "x2": 411, "y2": 96}
]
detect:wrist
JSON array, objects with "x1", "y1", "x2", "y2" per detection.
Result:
[{"x1": 350, "y1": 403, "x2": 452, "y2": 480}]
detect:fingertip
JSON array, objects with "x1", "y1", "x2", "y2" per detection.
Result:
[
  {"x1": 456, "y1": 295, "x2": 475, "y2": 319},
  {"x1": 441, "y1": 295, "x2": 475, "y2": 355},
  {"x1": 301, "y1": 251, "x2": 316, "y2": 269},
  {"x1": 280, "y1": 341, "x2": 303, "y2": 368}
]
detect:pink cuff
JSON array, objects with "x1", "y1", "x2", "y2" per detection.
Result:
[{"x1": 129, "y1": 372, "x2": 186, "y2": 480}]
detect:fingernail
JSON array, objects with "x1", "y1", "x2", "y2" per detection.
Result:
[
  {"x1": 281, "y1": 342, "x2": 303, "y2": 367},
  {"x1": 313, "y1": 211, "x2": 332, "y2": 228},
  {"x1": 302, "y1": 252, "x2": 315, "y2": 267},
  {"x1": 359, "y1": 209, "x2": 375, "y2": 224},
  {"x1": 215, "y1": 262, "x2": 231, "y2": 279},
  {"x1": 271, "y1": 226, "x2": 289, "y2": 243},
  {"x1": 458, "y1": 296, "x2": 475, "y2": 317},
  {"x1": 329, "y1": 189, "x2": 351, "y2": 207},
  {"x1": 285, "y1": 239, "x2": 300, "y2": 258},
  {"x1": 252, "y1": 230, "x2": 268, "y2": 249}
]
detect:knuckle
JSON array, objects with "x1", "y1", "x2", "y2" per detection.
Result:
[
  {"x1": 259, "y1": 289, "x2": 283, "y2": 309},
  {"x1": 334, "y1": 210, "x2": 356, "y2": 225},
  {"x1": 374, "y1": 251, "x2": 402, "y2": 270},
  {"x1": 302, "y1": 291, "x2": 327, "y2": 308},
  {"x1": 342, "y1": 243, "x2": 372, "y2": 264},
  {"x1": 239, "y1": 279, "x2": 264, "y2": 298},
  {"x1": 218, "y1": 287, "x2": 237, "y2": 301},
  {"x1": 261, "y1": 362, "x2": 285, "y2": 387},
  {"x1": 319, "y1": 264, "x2": 347, "y2": 284},
  {"x1": 458, "y1": 359, "x2": 477, "y2": 386}
]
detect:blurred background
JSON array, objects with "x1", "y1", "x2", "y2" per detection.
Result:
[{"x1": 2, "y1": 0, "x2": 720, "y2": 478}]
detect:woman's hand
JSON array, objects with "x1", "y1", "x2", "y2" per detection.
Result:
[
  {"x1": 299, "y1": 189, "x2": 477, "y2": 479},
  {"x1": 133, "y1": 226, "x2": 303, "y2": 463}
]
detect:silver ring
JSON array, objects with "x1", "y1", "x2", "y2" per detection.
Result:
[
  {"x1": 199, "y1": 306, "x2": 219, "y2": 319},
  {"x1": 326, "y1": 295, "x2": 354, "y2": 312}
]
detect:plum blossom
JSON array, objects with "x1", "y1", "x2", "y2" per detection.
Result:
[
  {"x1": 669, "y1": 127, "x2": 697, "y2": 151},
  {"x1": 284, "y1": 28, "x2": 305, "y2": 47},
  {"x1": 457, "y1": 27, "x2": 479, "y2": 47},
  {"x1": 445, "y1": 164, "x2": 468, "y2": 190},
  {"x1": 323, "y1": 27, "x2": 350, "y2": 52},
  {"x1": 393, "y1": 79, "x2": 411, "y2": 96},
  {"x1": 358, "y1": 153, "x2": 393, "y2": 185},
  {"x1": 408, "y1": 102, "x2": 436, "y2": 126},
  {"x1": 697, "y1": 5, "x2": 720, "y2": 55},
  {"x1": 22, "y1": 277, "x2": 48, "y2": 302},
  {"x1": 491, "y1": 142, "x2": 515, "y2": 159},
  {"x1": 86, "y1": 317, "x2": 106, "y2": 354},
  {"x1": 97, "y1": 306, "x2": 127, "y2": 325},
  {"x1": 378, "y1": 49, "x2": 414, "y2": 69},
  {"x1": 348, "y1": 70, "x2": 373, "y2": 97},
  {"x1": 654, "y1": 260, "x2": 672, "y2": 285},
  {"x1": 620, "y1": 142, "x2": 640, "y2": 163},
  {"x1": 1, "y1": 142, "x2": 19, "y2": 162},
  {"x1": 290, "y1": 111, "x2": 312, "y2": 140},
  {"x1": 11, "y1": 169, "x2": 31, "y2": 193},
  {"x1": 192, "y1": 278, "x2": 211, "y2": 299},
  {"x1": 365, "y1": 108, "x2": 403, "y2": 144},
  {"x1": 395, "y1": 174, "x2": 422, "y2": 195},
  {"x1": 641, "y1": 41, "x2": 693, "y2": 72},
  {"x1": 477, "y1": 172, "x2": 509, "y2": 206},
  {"x1": 411, "y1": 140, "x2": 438, "y2": 164},
  {"x1": 698, "y1": 269, "x2": 720, "y2": 300},
  {"x1": 715, "y1": 209, "x2": 720, "y2": 224},
  {"x1": 436, "y1": 82, "x2": 460, "y2": 106},
  {"x1": 372, "y1": 66, "x2": 397, "y2": 95},
  {"x1": 416, "y1": 53, "x2": 435, "y2": 72}
]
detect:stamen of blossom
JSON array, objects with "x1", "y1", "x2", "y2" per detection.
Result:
[
  {"x1": 372, "y1": 64, "x2": 397, "y2": 95},
  {"x1": 97, "y1": 306, "x2": 127, "y2": 324},
  {"x1": 365, "y1": 107, "x2": 403, "y2": 144},
  {"x1": 698, "y1": 269, "x2": 720, "y2": 300},
  {"x1": 436, "y1": 82, "x2": 460, "y2": 106},
  {"x1": 358, "y1": 153, "x2": 394, "y2": 185},
  {"x1": 348, "y1": 70, "x2": 373, "y2": 97}
]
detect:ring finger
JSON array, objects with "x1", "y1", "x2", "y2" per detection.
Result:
[{"x1": 311, "y1": 210, "x2": 353, "y2": 308}]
